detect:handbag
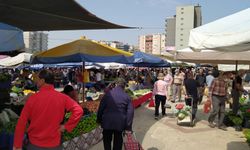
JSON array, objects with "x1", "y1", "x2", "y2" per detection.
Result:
[{"x1": 123, "y1": 132, "x2": 143, "y2": 150}]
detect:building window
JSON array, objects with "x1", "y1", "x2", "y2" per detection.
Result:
[
  {"x1": 181, "y1": 8, "x2": 184, "y2": 10},
  {"x1": 180, "y1": 33, "x2": 183, "y2": 36},
  {"x1": 180, "y1": 39, "x2": 183, "y2": 41},
  {"x1": 181, "y1": 12, "x2": 184, "y2": 14},
  {"x1": 181, "y1": 18, "x2": 184, "y2": 20},
  {"x1": 181, "y1": 23, "x2": 184, "y2": 25},
  {"x1": 180, "y1": 28, "x2": 183, "y2": 31},
  {"x1": 180, "y1": 44, "x2": 183, "y2": 46}
]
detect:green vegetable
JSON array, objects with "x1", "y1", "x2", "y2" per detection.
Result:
[
  {"x1": 63, "y1": 113, "x2": 98, "y2": 141},
  {"x1": 243, "y1": 129, "x2": 250, "y2": 144}
]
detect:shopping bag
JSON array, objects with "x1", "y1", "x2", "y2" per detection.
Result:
[
  {"x1": 148, "y1": 99, "x2": 155, "y2": 107},
  {"x1": 204, "y1": 87, "x2": 209, "y2": 97},
  {"x1": 123, "y1": 132, "x2": 143, "y2": 150},
  {"x1": 203, "y1": 99, "x2": 211, "y2": 113}
]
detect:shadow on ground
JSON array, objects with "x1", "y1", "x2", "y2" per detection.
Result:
[
  {"x1": 227, "y1": 141, "x2": 250, "y2": 150},
  {"x1": 132, "y1": 102, "x2": 159, "y2": 145}
]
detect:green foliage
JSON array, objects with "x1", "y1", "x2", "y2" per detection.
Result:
[
  {"x1": 229, "y1": 115, "x2": 243, "y2": 126},
  {"x1": 63, "y1": 113, "x2": 98, "y2": 141},
  {"x1": 243, "y1": 129, "x2": 250, "y2": 144},
  {"x1": 2, "y1": 119, "x2": 18, "y2": 134},
  {"x1": 0, "y1": 73, "x2": 11, "y2": 82}
]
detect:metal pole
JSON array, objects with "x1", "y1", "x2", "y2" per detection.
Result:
[
  {"x1": 236, "y1": 60, "x2": 238, "y2": 74},
  {"x1": 82, "y1": 61, "x2": 85, "y2": 102}
]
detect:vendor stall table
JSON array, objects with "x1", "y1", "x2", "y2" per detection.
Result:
[{"x1": 132, "y1": 92, "x2": 152, "y2": 108}]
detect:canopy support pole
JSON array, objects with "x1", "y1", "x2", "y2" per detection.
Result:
[
  {"x1": 236, "y1": 60, "x2": 238, "y2": 74},
  {"x1": 82, "y1": 61, "x2": 85, "y2": 102},
  {"x1": 137, "y1": 65, "x2": 140, "y2": 84}
]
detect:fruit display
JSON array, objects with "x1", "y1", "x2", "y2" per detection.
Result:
[
  {"x1": 63, "y1": 113, "x2": 98, "y2": 141},
  {"x1": 125, "y1": 88, "x2": 151, "y2": 100},
  {"x1": 81, "y1": 101, "x2": 100, "y2": 113},
  {"x1": 23, "y1": 89, "x2": 35, "y2": 96}
]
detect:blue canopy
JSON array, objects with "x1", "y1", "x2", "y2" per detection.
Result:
[
  {"x1": 128, "y1": 51, "x2": 171, "y2": 67},
  {"x1": 0, "y1": 23, "x2": 25, "y2": 52}
]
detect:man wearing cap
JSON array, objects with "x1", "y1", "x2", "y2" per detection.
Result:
[{"x1": 97, "y1": 78, "x2": 134, "y2": 150}]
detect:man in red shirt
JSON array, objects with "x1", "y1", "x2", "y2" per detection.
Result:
[{"x1": 13, "y1": 70, "x2": 83, "y2": 150}]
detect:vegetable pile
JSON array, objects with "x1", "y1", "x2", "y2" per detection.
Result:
[
  {"x1": 125, "y1": 89, "x2": 151, "y2": 100},
  {"x1": 63, "y1": 113, "x2": 98, "y2": 141}
]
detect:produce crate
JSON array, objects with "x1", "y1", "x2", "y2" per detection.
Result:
[{"x1": 63, "y1": 126, "x2": 103, "y2": 150}]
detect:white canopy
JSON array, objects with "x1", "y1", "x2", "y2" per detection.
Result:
[
  {"x1": 189, "y1": 8, "x2": 250, "y2": 52},
  {"x1": 0, "y1": 53, "x2": 32, "y2": 67},
  {"x1": 95, "y1": 63, "x2": 126, "y2": 69},
  {"x1": 176, "y1": 48, "x2": 250, "y2": 64}
]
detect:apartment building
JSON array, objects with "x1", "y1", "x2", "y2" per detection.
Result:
[
  {"x1": 165, "y1": 5, "x2": 202, "y2": 51},
  {"x1": 23, "y1": 32, "x2": 48, "y2": 53},
  {"x1": 139, "y1": 34, "x2": 165, "y2": 55}
]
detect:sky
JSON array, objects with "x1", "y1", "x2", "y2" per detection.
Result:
[{"x1": 48, "y1": 0, "x2": 250, "y2": 48}]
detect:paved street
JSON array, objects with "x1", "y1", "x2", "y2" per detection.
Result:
[{"x1": 90, "y1": 101, "x2": 250, "y2": 150}]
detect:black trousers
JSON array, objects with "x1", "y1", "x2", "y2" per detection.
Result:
[
  {"x1": 27, "y1": 143, "x2": 62, "y2": 150},
  {"x1": 103, "y1": 129, "x2": 123, "y2": 150},
  {"x1": 155, "y1": 95, "x2": 166, "y2": 116}
]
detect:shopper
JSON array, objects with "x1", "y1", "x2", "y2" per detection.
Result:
[
  {"x1": 183, "y1": 73, "x2": 199, "y2": 125},
  {"x1": 62, "y1": 84, "x2": 78, "y2": 102},
  {"x1": 97, "y1": 78, "x2": 134, "y2": 150},
  {"x1": 13, "y1": 70, "x2": 83, "y2": 150},
  {"x1": 172, "y1": 69, "x2": 183, "y2": 102},
  {"x1": 231, "y1": 70, "x2": 245, "y2": 114},
  {"x1": 153, "y1": 73, "x2": 168, "y2": 120},
  {"x1": 208, "y1": 70, "x2": 228, "y2": 131}
]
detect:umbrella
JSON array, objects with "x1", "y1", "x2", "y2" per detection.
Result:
[
  {"x1": 189, "y1": 8, "x2": 250, "y2": 52},
  {"x1": 0, "y1": 0, "x2": 132, "y2": 31},
  {"x1": 129, "y1": 51, "x2": 171, "y2": 67},
  {"x1": 31, "y1": 37, "x2": 132, "y2": 64},
  {"x1": 0, "y1": 22, "x2": 24, "y2": 52},
  {"x1": 0, "y1": 52, "x2": 32, "y2": 67},
  {"x1": 30, "y1": 37, "x2": 132, "y2": 101}
]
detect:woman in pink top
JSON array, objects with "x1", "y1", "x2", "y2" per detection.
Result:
[{"x1": 153, "y1": 73, "x2": 168, "y2": 120}]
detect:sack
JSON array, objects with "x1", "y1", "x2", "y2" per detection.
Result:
[
  {"x1": 204, "y1": 87, "x2": 209, "y2": 97},
  {"x1": 124, "y1": 132, "x2": 143, "y2": 150},
  {"x1": 203, "y1": 99, "x2": 211, "y2": 113},
  {"x1": 148, "y1": 99, "x2": 155, "y2": 107}
]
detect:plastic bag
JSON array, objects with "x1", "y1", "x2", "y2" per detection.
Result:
[
  {"x1": 203, "y1": 99, "x2": 211, "y2": 113},
  {"x1": 148, "y1": 99, "x2": 155, "y2": 107},
  {"x1": 204, "y1": 87, "x2": 209, "y2": 97}
]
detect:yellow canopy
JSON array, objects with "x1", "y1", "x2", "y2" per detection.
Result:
[{"x1": 31, "y1": 37, "x2": 132, "y2": 64}]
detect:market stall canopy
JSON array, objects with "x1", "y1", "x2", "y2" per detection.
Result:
[
  {"x1": 129, "y1": 51, "x2": 171, "y2": 67},
  {"x1": 176, "y1": 48, "x2": 250, "y2": 64},
  {"x1": 0, "y1": 22, "x2": 24, "y2": 52},
  {"x1": 189, "y1": 8, "x2": 250, "y2": 52},
  {"x1": 95, "y1": 62, "x2": 126, "y2": 69},
  {"x1": 0, "y1": 0, "x2": 132, "y2": 31},
  {"x1": 0, "y1": 52, "x2": 32, "y2": 67},
  {"x1": 31, "y1": 37, "x2": 132, "y2": 64}
]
